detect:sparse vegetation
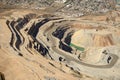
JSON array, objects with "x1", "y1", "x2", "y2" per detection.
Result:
[{"x1": 70, "y1": 43, "x2": 85, "y2": 51}]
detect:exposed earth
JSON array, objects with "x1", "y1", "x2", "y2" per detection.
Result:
[{"x1": 0, "y1": 0, "x2": 120, "y2": 80}]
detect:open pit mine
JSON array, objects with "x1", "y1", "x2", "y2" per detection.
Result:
[{"x1": 0, "y1": 0, "x2": 120, "y2": 80}]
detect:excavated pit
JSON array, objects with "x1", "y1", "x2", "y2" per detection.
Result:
[
  {"x1": 52, "y1": 27, "x2": 69, "y2": 40},
  {"x1": 59, "y1": 41, "x2": 72, "y2": 53},
  {"x1": 1, "y1": 9, "x2": 120, "y2": 80},
  {"x1": 33, "y1": 41, "x2": 49, "y2": 56},
  {"x1": 28, "y1": 18, "x2": 50, "y2": 37},
  {"x1": 64, "y1": 31, "x2": 74, "y2": 45},
  {"x1": 6, "y1": 14, "x2": 119, "y2": 66},
  {"x1": 6, "y1": 20, "x2": 22, "y2": 50}
]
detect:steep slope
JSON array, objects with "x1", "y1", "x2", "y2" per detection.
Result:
[
  {"x1": 0, "y1": 9, "x2": 100, "y2": 80},
  {"x1": 0, "y1": 1, "x2": 120, "y2": 80}
]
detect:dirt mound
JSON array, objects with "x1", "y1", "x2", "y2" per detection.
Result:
[
  {"x1": 93, "y1": 34, "x2": 114, "y2": 47},
  {"x1": 71, "y1": 27, "x2": 115, "y2": 48}
]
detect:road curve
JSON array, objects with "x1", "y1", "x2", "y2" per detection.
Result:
[{"x1": 46, "y1": 23, "x2": 118, "y2": 68}]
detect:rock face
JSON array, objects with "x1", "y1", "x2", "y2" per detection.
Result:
[{"x1": 0, "y1": 0, "x2": 117, "y2": 15}]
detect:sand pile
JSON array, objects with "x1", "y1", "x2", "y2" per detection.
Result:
[
  {"x1": 71, "y1": 29, "x2": 114, "y2": 48},
  {"x1": 93, "y1": 34, "x2": 114, "y2": 47}
]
